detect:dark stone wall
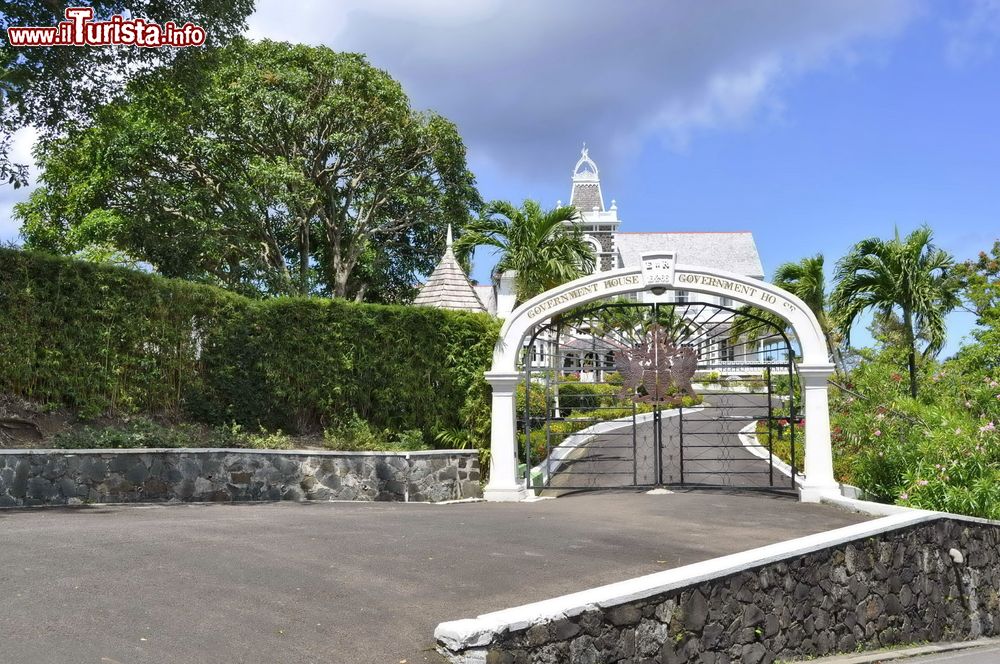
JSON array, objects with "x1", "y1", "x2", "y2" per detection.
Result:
[
  {"x1": 586, "y1": 231, "x2": 616, "y2": 271},
  {"x1": 449, "y1": 518, "x2": 1000, "y2": 664},
  {"x1": 0, "y1": 450, "x2": 481, "y2": 506}
]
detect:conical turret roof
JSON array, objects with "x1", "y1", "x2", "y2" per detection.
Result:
[{"x1": 413, "y1": 226, "x2": 486, "y2": 313}]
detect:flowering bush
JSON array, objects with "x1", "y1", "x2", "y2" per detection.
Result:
[{"x1": 832, "y1": 349, "x2": 1000, "y2": 518}]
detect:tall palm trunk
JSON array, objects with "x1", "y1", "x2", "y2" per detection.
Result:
[
  {"x1": 903, "y1": 306, "x2": 918, "y2": 398},
  {"x1": 824, "y1": 330, "x2": 847, "y2": 378}
]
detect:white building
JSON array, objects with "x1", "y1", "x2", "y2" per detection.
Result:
[
  {"x1": 417, "y1": 147, "x2": 783, "y2": 375},
  {"x1": 468, "y1": 147, "x2": 765, "y2": 316}
]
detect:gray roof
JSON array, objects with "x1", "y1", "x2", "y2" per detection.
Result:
[
  {"x1": 413, "y1": 243, "x2": 486, "y2": 313},
  {"x1": 570, "y1": 182, "x2": 603, "y2": 211},
  {"x1": 614, "y1": 232, "x2": 764, "y2": 278}
]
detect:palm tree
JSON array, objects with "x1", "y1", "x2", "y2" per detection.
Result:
[
  {"x1": 454, "y1": 199, "x2": 596, "y2": 304},
  {"x1": 831, "y1": 226, "x2": 960, "y2": 398},
  {"x1": 456, "y1": 200, "x2": 595, "y2": 419},
  {"x1": 730, "y1": 254, "x2": 846, "y2": 376}
]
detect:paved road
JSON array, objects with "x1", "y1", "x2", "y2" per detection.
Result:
[
  {"x1": 548, "y1": 393, "x2": 792, "y2": 491},
  {"x1": 0, "y1": 492, "x2": 867, "y2": 664}
]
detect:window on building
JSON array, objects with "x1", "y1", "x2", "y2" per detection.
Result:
[
  {"x1": 720, "y1": 296, "x2": 733, "y2": 307},
  {"x1": 530, "y1": 341, "x2": 545, "y2": 364},
  {"x1": 675, "y1": 290, "x2": 689, "y2": 304},
  {"x1": 719, "y1": 339, "x2": 736, "y2": 362}
]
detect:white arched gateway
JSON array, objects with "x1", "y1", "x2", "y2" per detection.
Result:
[{"x1": 483, "y1": 252, "x2": 840, "y2": 503}]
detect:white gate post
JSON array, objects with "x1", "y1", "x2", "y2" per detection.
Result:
[
  {"x1": 796, "y1": 363, "x2": 840, "y2": 502},
  {"x1": 483, "y1": 371, "x2": 529, "y2": 501}
]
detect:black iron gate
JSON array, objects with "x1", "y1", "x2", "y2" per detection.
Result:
[{"x1": 518, "y1": 299, "x2": 800, "y2": 493}]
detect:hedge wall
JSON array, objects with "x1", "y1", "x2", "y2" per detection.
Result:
[{"x1": 0, "y1": 248, "x2": 499, "y2": 436}]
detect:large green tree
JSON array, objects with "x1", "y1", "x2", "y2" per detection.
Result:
[
  {"x1": 1, "y1": 0, "x2": 253, "y2": 188},
  {"x1": 454, "y1": 200, "x2": 595, "y2": 304},
  {"x1": 831, "y1": 226, "x2": 960, "y2": 397},
  {"x1": 17, "y1": 40, "x2": 479, "y2": 301}
]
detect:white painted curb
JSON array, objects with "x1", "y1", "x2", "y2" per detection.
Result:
[
  {"x1": 435, "y1": 511, "x2": 942, "y2": 652},
  {"x1": 737, "y1": 421, "x2": 795, "y2": 480}
]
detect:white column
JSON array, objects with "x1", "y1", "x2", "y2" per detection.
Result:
[
  {"x1": 483, "y1": 371, "x2": 529, "y2": 501},
  {"x1": 796, "y1": 363, "x2": 840, "y2": 502},
  {"x1": 495, "y1": 271, "x2": 518, "y2": 319}
]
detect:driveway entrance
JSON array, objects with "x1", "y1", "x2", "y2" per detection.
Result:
[
  {"x1": 0, "y1": 494, "x2": 868, "y2": 663},
  {"x1": 522, "y1": 300, "x2": 799, "y2": 492}
]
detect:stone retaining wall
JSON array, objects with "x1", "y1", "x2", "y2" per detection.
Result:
[
  {"x1": 436, "y1": 513, "x2": 1000, "y2": 663},
  {"x1": 0, "y1": 449, "x2": 481, "y2": 506}
]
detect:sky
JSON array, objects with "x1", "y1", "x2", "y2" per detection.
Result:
[{"x1": 3, "y1": 0, "x2": 999, "y2": 355}]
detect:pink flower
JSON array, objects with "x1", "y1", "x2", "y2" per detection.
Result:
[
  {"x1": 900, "y1": 492, "x2": 909, "y2": 500},
  {"x1": 873, "y1": 429, "x2": 882, "y2": 437},
  {"x1": 980, "y1": 422, "x2": 996, "y2": 433},
  {"x1": 918, "y1": 479, "x2": 929, "y2": 486}
]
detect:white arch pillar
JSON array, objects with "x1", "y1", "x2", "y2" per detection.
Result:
[
  {"x1": 483, "y1": 255, "x2": 841, "y2": 503},
  {"x1": 482, "y1": 371, "x2": 525, "y2": 501},
  {"x1": 796, "y1": 364, "x2": 838, "y2": 501}
]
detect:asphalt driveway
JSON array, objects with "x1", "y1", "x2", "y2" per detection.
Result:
[
  {"x1": 547, "y1": 393, "x2": 786, "y2": 491},
  {"x1": 0, "y1": 491, "x2": 869, "y2": 663}
]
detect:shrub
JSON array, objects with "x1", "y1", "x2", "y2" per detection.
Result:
[
  {"x1": 323, "y1": 414, "x2": 431, "y2": 452},
  {"x1": 52, "y1": 418, "x2": 294, "y2": 450},
  {"x1": 827, "y1": 349, "x2": 1000, "y2": 518},
  {"x1": 516, "y1": 381, "x2": 547, "y2": 419},
  {"x1": 557, "y1": 382, "x2": 619, "y2": 410},
  {"x1": 0, "y1": 248, "x2": 498, "y2": 445}
]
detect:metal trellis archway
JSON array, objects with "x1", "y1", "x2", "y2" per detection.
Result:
[
  {"x1": 483, "y1": 254, "x2": 839, "y2": 503},
  {"x1": 518, "y1": 299, "x2": 800, "y2": 493}
]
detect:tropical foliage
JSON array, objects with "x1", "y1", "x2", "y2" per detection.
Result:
[
  {"x1": 829, "y1": 348, "x2": 1000, "y2": 518},
  {"x1": 831, "y1": 226, "x2": 961, "y2": 397},
  {"x1": 454, "y1": 199, "x2": 595, "y2": 304},
  {"x1": 730, "y1": 254, "x2": 845, "y2": 375}
]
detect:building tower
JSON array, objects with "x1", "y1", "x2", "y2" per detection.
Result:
[
  {"x1": 412, "y1": 225, "x2": 486, "y2": 312},
  {"x1": 568, "y1": 145, "x2": 621, "y2": 272}
]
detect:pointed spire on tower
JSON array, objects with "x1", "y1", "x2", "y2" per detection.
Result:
[
  {"x1": 412, "y1": 223, "x2": 485, "y2": 312},
  {"x1": 569, "y1": 144, "x2": 604, "y2": 212}
]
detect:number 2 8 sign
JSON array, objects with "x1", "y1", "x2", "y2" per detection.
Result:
[{"x1": 641, "y1": 252, "x2": 677, "y2": 288}]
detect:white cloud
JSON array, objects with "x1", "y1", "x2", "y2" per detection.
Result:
[{"x1": 248, "y1": 0, "x2": 920, "y2": 175}]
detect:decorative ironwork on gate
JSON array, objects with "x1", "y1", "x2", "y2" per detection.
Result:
[
  {"x1": 516, "y1": 298, "x2": 800, "y2": 493},
  {"x1": 617, "y1": 324, "x2": 698, "y2": 406}
]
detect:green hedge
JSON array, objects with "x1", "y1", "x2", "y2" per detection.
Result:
[
  {"x1": 557, "y1": 382, "x2": 621, "y2": 410},
  {"x1": 0, "y1": 248, "x2": 499, "y2": 438}
]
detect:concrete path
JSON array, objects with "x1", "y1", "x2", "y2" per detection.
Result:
[
  {"x1": 0, "y1": 491, "x2": 867, "y2": 663},
  {"x1": 905, "y1": 644, "x2": 1000, "y2": 663},
  {"x1": 794, "y1": 639, "x2": 1000, "y2": 663}
]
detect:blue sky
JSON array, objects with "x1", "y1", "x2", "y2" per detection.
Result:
[{"x1": 2, "y1": 1, "x2": 997, "y2": 355}]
